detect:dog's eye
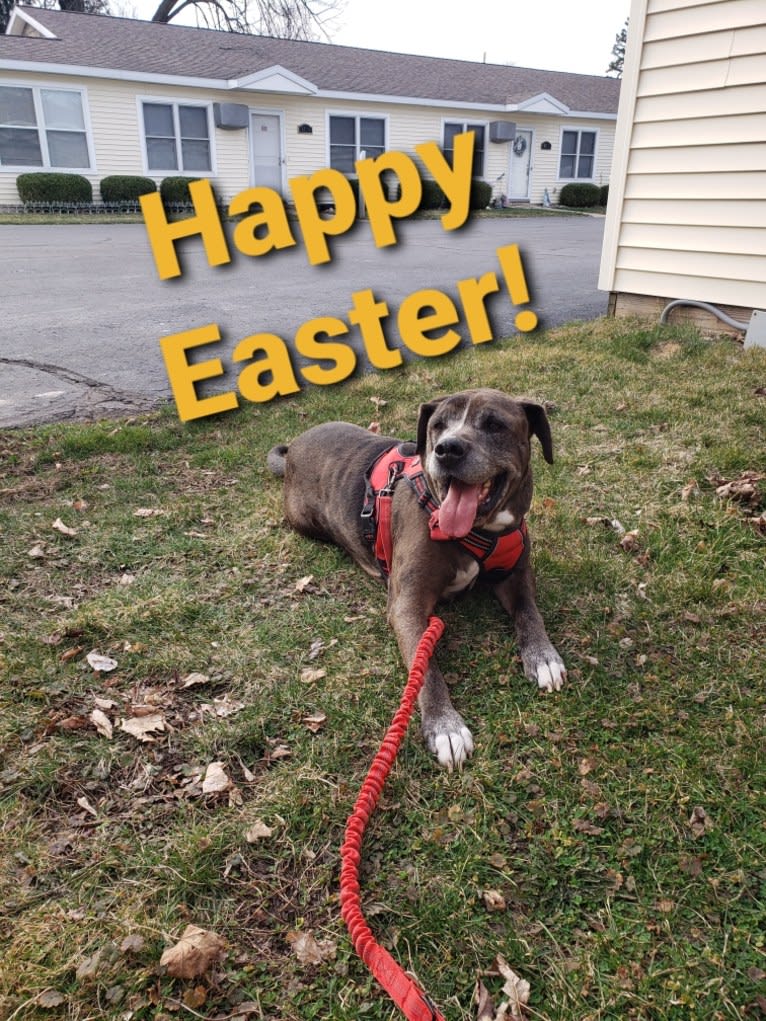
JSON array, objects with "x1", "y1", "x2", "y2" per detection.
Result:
[
  {"x1": 430, "y1": 417, "x2": 446, "y2": 432},
  {"x1": 482, "y1": 415, "x2": 506, "y2": 434}
]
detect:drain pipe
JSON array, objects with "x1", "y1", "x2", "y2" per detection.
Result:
[{"x1": 659, "y1": 299, "x2": 748, "y2": 332}]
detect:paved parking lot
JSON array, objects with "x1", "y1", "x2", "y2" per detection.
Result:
[{"x1": 0, "y1": 214, "x2": 607, "y2": 427}]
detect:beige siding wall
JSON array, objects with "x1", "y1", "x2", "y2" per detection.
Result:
[
  {"x1": 599, "y1": 0, "x2": 766, "y2": 309},
  {"x1": 0, "y1": 71, "x2": 615, "y2": 208}
]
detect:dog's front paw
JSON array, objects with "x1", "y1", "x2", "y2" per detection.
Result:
[
  {"x1": 523, "y1": 647, "x2": 567, "y2": 693},
  {"x1": 423, "y1": 715, "x2": 474, "y2": 771}
]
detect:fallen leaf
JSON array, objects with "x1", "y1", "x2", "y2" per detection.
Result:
[
  {"x1": 61, "y1": 645, "x2": 84, "y2": 663},
  {"x1": 286, "y1": 930, "x2": 337, "y2": 966},
  {"x1": 37, "y1": 990, "x2": 66, "y2": 1008},
  {"x1": 619, "y1": 530, "x2": 640, "y2": 552},
  {"x1": 52, "y1": 517, "x2": 77, "y2": 537},
  {"x1": 181, "y1": 671, "x2": 209, "y2": 688},
  {"x1": 680, "y1": 480, "x2": 699, "y2": 501},
  {"x1": 585, "y1": 516, "x2": 625, "y2": 534},
  {"x1": 90, "y1": 708, "x2": 113, "y2": 739},
  {"x1": 482, "y1": 889, "x2": 506, "y2": 912},
  {"x1": 573, "y1": 818, "x2": 605, "y2": 836},
  {"x1": 201, "y1": 761, "x2": 231, "y2": 795},
  {"x1": 86, "y1": 651, "x2": 118, "y2": 673},
  {"x1": 294, "y1": 575, "x2": 314, "y2": 593},
  {"x1": 72, "y1": 498, "x2": 89, "y2": 512},
  {"x1": 475, "y1": 978, "x2": 495, "y2": 1020},
  {"x1": 120, "y1": 934, "x2": 145, "y2": 954},
  {"x1": 245, "y1": 820, "x2": 273, "y2": 843},
  {"x1": 94, "y1": 696, "x2": 118, "y2": 710},
  {"x1": 300, "y1": 667, "x2": 326, "y2": 684},
  {"x1": 75, "y1": 948, "x2": 102, "y2": 981},
  {"x1": 160, "y1": 925, "x2": 226, "y2": 980},
  {"x1": 367, "y1": 420, "x2": 381, "y2": 433},
  {"x1": 495, "y1": 956, "x2": 531, "y2": 1020},
  {"x1": 118, "y1": 572, "x2": 135, "y2": 586},
  {"x1": 28, "y1": 543, "x2": 46, "y2": 559},
  {"x1": 689, "y1": 805, "x2": 713, "y2": 838},
  {"x1": 119, "y1": 713, "x2": 165, "y2": 742},
  {"x1": 133, "y1": 507, "x2": 165, "y2": 517},
  {"x1": 76, "y1": 796, "x2": 98, "y2": 818},
  {"x1": 209, "y1": 695, "x2": 245, "y2": 718},
  {"x1": 302, "y1": 711, "x2": 327, "y2": 733}
]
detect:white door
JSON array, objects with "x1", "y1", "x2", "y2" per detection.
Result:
[
  {"x1": 250, "y1": 113, "x2": 283, "y2": 192},
  {"x1": 508, "y1": 130, "x2": 533, "y2": 201}
]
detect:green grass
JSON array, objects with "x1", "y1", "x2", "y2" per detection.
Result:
[{"x1": 1, "y1": 319, "x2": 764, "y2": 1020}]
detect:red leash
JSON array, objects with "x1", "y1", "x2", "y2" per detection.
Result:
[{"x1": 340, "y1": 615, "x2": 447, "y2": 1021}]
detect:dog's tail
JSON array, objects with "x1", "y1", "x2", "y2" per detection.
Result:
[{"x1": 267, "y1": 444, "x2": 289, "y2": 477}]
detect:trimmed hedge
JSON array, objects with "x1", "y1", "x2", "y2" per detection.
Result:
[
  {"x1": 160, "y1": 176, "x2": 203, "y2": 205},
  {"x1": 599, "y1": 183, "x2": 609, "y2": 206},
  {"x1": 100, "y1": 175, "x2": 157, "y2": 203},
  {"x1": 559, "y1": 182, "x2": 601, "y2": 208},
  {"x1": 16, "y1": 172, "x2": 93, "y2": 204},
  {"x1": 469, "y1": 178, "x2": 492, "y2": 210}
]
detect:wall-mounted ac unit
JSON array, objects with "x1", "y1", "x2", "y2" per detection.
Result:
[
  {"x1": 213, "y1": 103, "x2": 249, "y2": 130},
  {"x1": 489, "y1": 120, "x2": 517, "y2": 143}
]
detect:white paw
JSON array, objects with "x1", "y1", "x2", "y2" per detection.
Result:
[
  {"x1": 536, "y1": 658, "x2": 567, "y2": 693},
  {"x1": 433, "y1": 726, "x2": 474, "y2": 771}
]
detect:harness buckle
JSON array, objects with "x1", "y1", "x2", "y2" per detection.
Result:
[{"x1": 379, "y1": 460, "x2": 404, "y2": 497}]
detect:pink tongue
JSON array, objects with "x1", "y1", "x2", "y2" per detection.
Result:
[{"x1": 438, "y1": 480, "x2": 481, "y2": 538}]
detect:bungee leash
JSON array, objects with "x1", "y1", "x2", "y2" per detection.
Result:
[{"x1": 339, "y1": 615, "x2": 447, "y2": 1021}]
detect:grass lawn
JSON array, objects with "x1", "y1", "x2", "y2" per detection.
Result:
[{"x1": 0, "y1": 318, "x2": 764, "y2": 1021}]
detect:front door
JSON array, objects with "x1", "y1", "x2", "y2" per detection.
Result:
[
  {"x1": 508, "y1": 129, "x2": 533, "y2": 201},
  {"x1": 250, "y1": 112, "x2": 283, "y2": 192}
]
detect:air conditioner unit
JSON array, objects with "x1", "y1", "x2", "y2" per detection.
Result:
[
  {"x1": 489, "y1": 120, "x2": 517, "y2": 143},
  {"x1": 213, "y1": 103, "x2": 249, "y2": 130}
]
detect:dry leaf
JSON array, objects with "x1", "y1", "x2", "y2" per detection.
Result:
[
  {"x1": 482, "y1": 889, "x2": 506, "y2": 912},
  {"x1": 72, "y1": 498, "x2": 89, "y2": 512},
  {"x1": 119, "y1": 572, "x2": 135, "y2": 586},
  {"x1": 300, "y1": 667, "x2": 326, "y2": 684},
  {"x1": 295, "y1": 575, "x2": 314, "y2": 592},
  {"x1": 119, "y1": 712, "x2": 165, "y2": 742},
  {"x1": 94, "y1": 696, "x2": 118, "y2": 710},
  {"x1": 120, "y1": 934, "x2": 145, "y2": 954},
  {"x1": 86, "y1": 651, "x2": 118, "y2": 673},
  {"x1": 160, "y1": 925, "x2": 226, "y2": 980},
  {"x1": 680, "y1": 480, "x2": 699, "y2": 501},
  {"x1": 619, "y1": 530, "x2": 640, "y2": 552},
  {"x1": 245, "y1": 820, "x2": 273, "y2": 843},
  {"x1": 75, "y1": 948, "x2": 102, "y2": 981},
  {"x1": 209, "y1": 695, "x2": 245, "y2": 718},
  {"x1": 302, "y1": 712, "x2": 327, "y2": 733},
  {"x1": 496, "y1": 956, "x2": 531, "y2": 1020},
  {"x1": 76, "y1": 796, "x2": 98, "y2": 818},
  {"x1": 475, "y1": 979, "x2": 496, "y2": 1020},
  {"x1": 689, "y1": 805, "x2": 713, "y2": 838},
  {"x1": 181, "y1": 671, "x2": 209, "y2": 688},
  {"x1": 133, "y1": 507, "x2": 165, "y2": 517},
  {"x1": 90, "y1": 708, "x2": 113, "y2": 739},
  {"x1": 28, "y1": 543, "x2": 46, "y2": 559},
  {"x1": 52, "y1": 517, "x2": 77, "y2": 537},
  {"x1": 573, "y1": 818, "x2": 605, "y2": 836},
  {"x1": 37, "y1": 990, "x2": 66, "y2": 1008},
  {"x1": 201, "y1": 761, "x2": 231, "y2": 794},
  {"x1": 286, "y1": 930, "x2": 337, "y2": 966}
]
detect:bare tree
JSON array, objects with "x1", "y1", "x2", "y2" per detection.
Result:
[
  {"x1": 607, "y1": 17, "x2": 628, "y2": 78},
  {"x1": 8, "y1": 0, "x2": 110, "y2": 21},
  {"x1": 150, "y1": 0, "x2": 341, "y2": 39}
]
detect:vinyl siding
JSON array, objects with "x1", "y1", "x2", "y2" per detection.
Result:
[
  {"x1": 0, "y1": 71, "x2": 615, "y2": 208},
  {"x1": 599, "y1": 0, "x2": 766, "y2": 310}
]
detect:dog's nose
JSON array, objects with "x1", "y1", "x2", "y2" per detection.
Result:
[{"x1": 434, "y1": 437, "x2": 466, "y2": 464}]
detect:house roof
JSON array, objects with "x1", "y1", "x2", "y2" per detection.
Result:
[{"x1": 1, "y1": 6, "x2": 620, "y2": 116}]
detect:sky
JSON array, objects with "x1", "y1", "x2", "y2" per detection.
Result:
[{"x1": 124, "y1": 0, "x2": 632, "y2": 78}]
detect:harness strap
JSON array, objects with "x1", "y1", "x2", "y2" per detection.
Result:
[{"x1": 362, "y1": 445, "x2": 527, "y2": 580}]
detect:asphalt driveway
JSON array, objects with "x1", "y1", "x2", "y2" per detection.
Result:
[{"x1": 0, "y1": 214, "x2": 607, "y2": 427}]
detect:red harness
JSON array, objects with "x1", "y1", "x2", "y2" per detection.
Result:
[{"x1": 361, "y1": 444, "x2": 527, "y2": 581}]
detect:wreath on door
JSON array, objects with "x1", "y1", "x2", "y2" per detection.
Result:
[{"x1": 513, "y1": 135, "x2": 527, "y2": 156}]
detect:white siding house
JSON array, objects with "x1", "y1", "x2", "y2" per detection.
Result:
[
  {"x1": 0, "y1": 6, "x2": 619, "y2": 208},
  {"x1": 599, "y1": 0, "x2": 766, "y2": 335}
]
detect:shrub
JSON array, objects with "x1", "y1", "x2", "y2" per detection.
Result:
[
  {"x1": 419, "y1": 178, "x2": 447, "y2": 210},
  {"x1": 16, "y1": 172, "x2": 93, "y2": 204},
  {"x1": 160, "y1": 176, "x2": 203, "y2": 205},
  {"x1": 469, "y1": 178, "x2": 492, "y2": 210},
  {"x1": 599, "y1": 183, "x2": 609, "y2": 206},
  {"x1": 558, "y1": 182, "x2": 601, "y2": 208},
  {"x1": 100, "y1": 175, "x2": 157, "y2": 203}
]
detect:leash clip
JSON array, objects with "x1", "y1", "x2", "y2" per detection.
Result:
[{"x1": 380, "y1": 459, "x2": 404, "y2": 497}]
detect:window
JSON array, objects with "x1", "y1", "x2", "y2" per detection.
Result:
[
  {"x1": 0, "y1": 85, "x2": 90, "y2": 168},
  {"x1": 142, "y1": 101, "x2": 212, "y2": 173},
  {"x1": 559, "y1": 130, "x2": 596, "y2": 179},
  {"x1": 443, "y1": 122, "x2": 485, "y2": 177},
  {"x1": 329, "y1": 115, "x2": 385, "y2": 173}
]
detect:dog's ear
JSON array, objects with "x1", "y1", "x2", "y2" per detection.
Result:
[
  {"x1": 416, "y1": 397, "x2": 446, "y2": 455},
  {"x1": 521, "y1": 401, "x2": 554, "y2": 464}
]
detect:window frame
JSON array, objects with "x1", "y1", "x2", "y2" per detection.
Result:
[
  {"x1": 326, "y1": 111, "x2": 388, "y2": 175},
  {"x1": 0, "y1": 82, "x2": 95, "y2": 172},
  {"x1": 138, "y1": 97, "x2": 216, "y2": 176},
  {"x1": 441, "y1": 119, "x2": 488, "y2": 178},
  {"x1": 557, "y1": 127, "x2": 598, "y2": 182}
]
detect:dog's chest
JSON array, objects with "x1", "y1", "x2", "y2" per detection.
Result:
[{"x1": 443, "y1": 558, "x2": 481, "y2": 596}]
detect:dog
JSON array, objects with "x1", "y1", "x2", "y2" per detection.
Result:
[{"x1": 267, "y1": 387, "x2": 566, "y2": 769}]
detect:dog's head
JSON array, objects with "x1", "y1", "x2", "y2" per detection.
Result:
[{"x1": 416, "y1": 388, "x2": 553, "y2": 538}]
